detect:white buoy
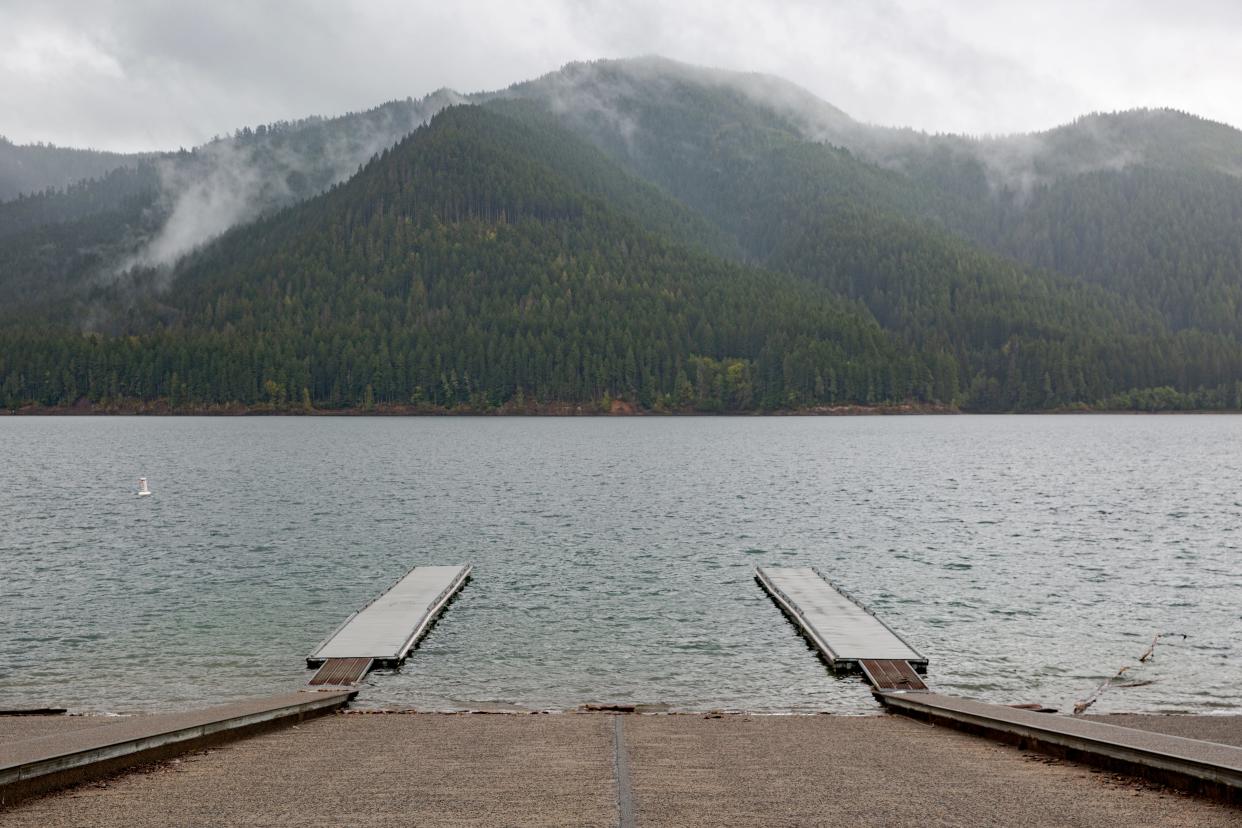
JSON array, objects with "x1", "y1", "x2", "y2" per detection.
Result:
[{"x1": 137, "y1": 477, "x2": 152, "y2": 497}]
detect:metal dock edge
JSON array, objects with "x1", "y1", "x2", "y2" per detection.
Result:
[
  {"x1": 0, "y1": 689, "x2": 355, "y2": 808},
  {"x1": 387, "y1": 563, "x2": 472, "y2": 668},
  {"x1": 880, "y1": 691, "x2": 1242, "y2": 803},
  {"x1": 755, "y1": 566, "x2": 845, "y2": 666},
  {"x1": 308, "y1": 563, "x2": 472, "y2": 671},
  {"x1": 755, "y1": 566, "x2": 927, "y2": 672}
]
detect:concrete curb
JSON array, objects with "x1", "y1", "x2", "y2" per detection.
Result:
[
  {"x1": 880, "y1": 690, "x2": 1242, "y2": 803},
  {"x1": 0, "y1": 689, "x2": 355, "y2": 808}
]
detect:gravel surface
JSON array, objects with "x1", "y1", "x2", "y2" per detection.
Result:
[
  {"x1": 2, "y1": 713, "x2": 616, "y2": 827},
  {"x1": 3, "y1": 712, "x2": 1239, "y2": 827},
  {"x1": 623, "y1": 713, "x2": 1241, "y2": 826}
]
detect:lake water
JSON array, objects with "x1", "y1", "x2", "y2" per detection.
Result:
[{"x1": 1, "y1": 416, "x2": 1239, "y2": 715}]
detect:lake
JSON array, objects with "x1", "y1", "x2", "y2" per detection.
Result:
[{"x1": 1, "y1": 415, "x2": 1239, "y2": 715}]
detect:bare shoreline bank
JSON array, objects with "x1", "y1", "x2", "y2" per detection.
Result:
[
  {"x1": 3, "y1": 400, "x2": 956, "y2": 416},
  {"x1": 4, "y1": 402, "x2": 1239, "y2": 416}
]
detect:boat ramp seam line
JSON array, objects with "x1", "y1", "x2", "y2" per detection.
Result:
[{"x1": 612, "y1": 715, "x2": 636, "y2": 828}]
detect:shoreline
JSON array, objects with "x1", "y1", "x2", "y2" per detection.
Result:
[
  {"x1": 4, "y1": 402, "x2": 1241, "y2": 416},
  {"x1": 17, "y1": 693, "x2": 1242, "y2": 719},
  {"x1": 2, "y1": 400, "x2": 956, "y2": 416},
  {"x1": 12, "y1": 706, "x2": 1242, "y2": 732}
]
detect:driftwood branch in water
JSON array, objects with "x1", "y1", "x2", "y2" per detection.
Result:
[{"x1": 1072, "y1": 632, "x2": 1187, "y2": 715}]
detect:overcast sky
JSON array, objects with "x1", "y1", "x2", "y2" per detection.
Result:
[{"x1": 2, "y1": 0, "x2": 1241, "y2": 152}]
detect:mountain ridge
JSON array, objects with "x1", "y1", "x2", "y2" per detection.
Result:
[{"x1": 3, "y1": 57, "x2": 1242, "y2": 413}]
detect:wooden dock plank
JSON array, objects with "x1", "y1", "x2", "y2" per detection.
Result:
[
  {"x1": 755, "y1": 566, "x2": 926, "y2": 670},
  {"x1": 308, "y1": 658, "x2": 374, "y2": 686},
  {"x1": 860, "y1": 659, "x2": 928, "y2": 691},
  {"x1": 308, "y1": 564, "x2": 470, "y2": 668}
]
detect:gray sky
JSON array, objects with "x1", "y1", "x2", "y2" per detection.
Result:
[{"x1": 2, "y1": 0, "x2": 1241, "y2": 152}]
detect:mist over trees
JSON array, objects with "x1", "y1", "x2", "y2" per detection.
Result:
[
  {"x1": 0, "y1": 137, "x2": 145, "y2": 202},
  {"x1": 3, "y1": 58, "x2": 1242, "y2": 413}
]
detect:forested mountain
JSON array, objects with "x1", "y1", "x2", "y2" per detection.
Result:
[
  {"x1": 3, "y1": 58, "x2": 1242, "y2": 413},
  {"x1": 506, "y1": 59, "x2": 1242, "y2": 336},
  {"x1": 0, "y1": 105, "x2": 916, "y2": 410},
  {"x1": 980, "y1": 167, "x2": 1242, "y2": 336},
  {"x1": 501, "y1": 59, "x2": 1242, "y2": 409},
  {"x1": 0, "y1": 137, "x2": 144, "y2": 201},
  {"x1": 0, "y1": 163, "x2": 161, "y2": 240},
  {"x1": 867, "y1": 109, "x2": 1242, "y2": 338},
  {"x1": 0, "y1": 91, "x2": 462, "y2": 317}
]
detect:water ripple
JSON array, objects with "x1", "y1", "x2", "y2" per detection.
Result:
[{"x1": 0, "y1": 415, "x2": 1239, "y2": 715}]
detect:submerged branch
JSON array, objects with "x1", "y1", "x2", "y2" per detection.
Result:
[{"x1": 1072, "y1": 632, "x2": 1187, "y2": 715}]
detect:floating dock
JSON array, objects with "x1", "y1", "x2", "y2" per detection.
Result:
[
  {"x1": 755, "y1": 566, "x2": 927, "y2": 690},
  {"x1": 307, "y1": 564, "x2": 471, "y2": 685}
]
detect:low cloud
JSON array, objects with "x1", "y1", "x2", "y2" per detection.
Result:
[
  {"x1": 121, "y1": 91, "x2": 461, "y2": 270},
  {"x1": 2, "y1": 2, "x2": 1241, "y2": 152}
]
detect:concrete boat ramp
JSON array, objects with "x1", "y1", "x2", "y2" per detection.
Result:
[{"x1": 4, "y1": 560, "x2": 1241, "y2": 809}]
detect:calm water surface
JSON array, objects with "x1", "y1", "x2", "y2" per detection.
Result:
[{"x1": 1, "y1": 416, "x2": 1239, "y2": 715}]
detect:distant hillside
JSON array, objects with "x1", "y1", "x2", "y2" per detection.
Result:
[
  {"x1": 1, "y1": 105, "x2": 916, "y2": 412},
  {"x1": 4, "y1": 58, "x2": 1242, "y2": 413},
  {"x1": 0, "y1": 138, "x2": 144, "y2": 201},
  {"x1": 0, "y1": 92, "x2": 463, "y2": 304},
  {"x1": 503, "y1": 60, "x2": 1242, "y2": 409}
]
